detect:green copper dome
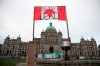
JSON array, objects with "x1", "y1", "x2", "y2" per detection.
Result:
[{"x1": 46, "y1": 23, "x2": 56, "y2": 31}]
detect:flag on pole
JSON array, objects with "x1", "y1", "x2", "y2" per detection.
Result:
[{"x1": 34, "y1": 6, "x2": 67, "y2": 20}]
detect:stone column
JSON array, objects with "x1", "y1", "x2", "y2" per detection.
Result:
[{"x1": 26, "y1": 41, "x2": 35, "y2": 66}]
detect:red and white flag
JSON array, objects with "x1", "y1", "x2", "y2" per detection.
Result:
[{"x1": 34, "y1": 6, "x2": 67, "y2": 21}]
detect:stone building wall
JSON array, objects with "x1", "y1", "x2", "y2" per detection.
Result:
[
  {"x1": 71, "y1": 37, "x2": 99, "y2": 58},
  {"x1": 1, "y1": 35, "x2": 28, "y2": 58},
  {"x1": 0, "y1": 23, "x2": 99, "y2": 58}
]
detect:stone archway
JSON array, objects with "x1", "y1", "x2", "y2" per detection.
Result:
[{"x1": 49, "y1": 46, "x2": 54, "y2": 53}]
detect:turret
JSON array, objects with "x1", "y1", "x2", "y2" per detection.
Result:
[
  {"x1": 58, "y1": 30, "x2": 62, "y2": 35},
  {"x1": 81, "y1": 36, "x2": 84, "y2": 41},
  {"x1": 41, "y1": 29, "x2": 45, "y2": 38},
  {"x1": 17, "y1": 35, "x2": 21, "y2": 40},
  {"x1": 4, "y1": 35, "x2": 10, "y2": 44},
  {"x1": 58, "y1": 30, "x2": 62, "y2": 43},
  {"x1": 6, "y1": 35, "x2": 10, "y2": 40},
  {"x1": 91, "y1": 36, "x2": 95, "y2": 41}
]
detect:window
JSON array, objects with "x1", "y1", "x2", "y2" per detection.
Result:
[
  {"x1": 72, "y1": 47, "x2": 74, "y2": 50},
  {"x1": 84, "y1": 51, "x2": 86, "y2": 55},
  {"x1": 13, "y1": 46, "x2": 15, "y2": 49},
  {"x1": 40, "y1": 45, "x2": 43, "y2": 48},
  {"x1": 91, "y1": 47, "x2": 92, "y2": 50},
  {"x1": 41, "y1": 50, "x2": 43, "y2": 54},
  {"x1": 96, "y1": 51, "x2": 98, "y2": 54}
]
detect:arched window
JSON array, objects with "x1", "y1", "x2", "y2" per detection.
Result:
[{"x1": 41, "y1": 50, "x2": 43, "y2": 54}]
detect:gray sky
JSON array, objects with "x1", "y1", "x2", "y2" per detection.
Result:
[{"x1": 0, "y1": 0, "x2": 100, "y2": 45}]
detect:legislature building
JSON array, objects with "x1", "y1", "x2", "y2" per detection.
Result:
[{"x1": 0, "y1": 23, "x2": 99, "y2": 58}]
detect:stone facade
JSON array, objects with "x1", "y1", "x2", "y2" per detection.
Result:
[
  {"x1": 1, "y1": 35, "x2": 28, "y2": 58},
  {"x1": 71, "y1": 37, "x2": 99, "y2": 57},
  {"x1": 0, "y1": 23, "x2": 99, "y2": 58},
  {"x1": 98, "y1": 44, "x2": 100, "y2": 56},
  {"x1": 35, "y1": 23, "x2": 69, "y2": 54}
]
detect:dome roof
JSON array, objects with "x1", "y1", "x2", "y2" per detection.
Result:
[{"x1": 46, "y1": 23, "x2": 56, "y2": 31}]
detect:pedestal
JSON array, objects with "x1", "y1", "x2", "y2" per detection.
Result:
[{"x1": 26, "y1": 41, "x2": 35, "y2": 66}]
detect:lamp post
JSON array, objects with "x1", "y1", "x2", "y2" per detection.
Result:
[{"x1": 62, "y1": 41, "x2": 70, "y2": 60}]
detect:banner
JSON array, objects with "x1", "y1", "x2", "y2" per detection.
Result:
[{"x1": 34, "y1": 6, "x2": 67, "y2": 20}]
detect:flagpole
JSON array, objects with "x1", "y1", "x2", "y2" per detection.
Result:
[
  {"x1": 33, "y1": 8, "x2": 35, "y2": 43},
  {"x1": 33, "y1": 20, "x2": 35, "y2": 42},
  {"x1": 65, "y1": 6, "x2": 70, "y2": 42},
  {"x1": 66, "y1": 20, "x2": 70, "y2": 42}
]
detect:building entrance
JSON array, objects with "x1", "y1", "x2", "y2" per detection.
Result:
[{"x1": 49, "y1": 46, "x2": 54, "y2": 53}]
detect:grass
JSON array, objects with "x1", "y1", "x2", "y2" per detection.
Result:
[{"x1": 0, "y1": 58, "x2": 26, "y2": 66}]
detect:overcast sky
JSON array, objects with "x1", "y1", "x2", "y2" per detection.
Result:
[{"x1": 0, "y1": 0, "x2": 100, "y2": 45}]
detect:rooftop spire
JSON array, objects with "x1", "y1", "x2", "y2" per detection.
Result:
[
  {"x1": 6, "y1": 35, "x2": 10, "y2": 39},
  {"x1": 17, "y1": 35, "x2": 21, "y2": 39},
  {"x1": 81, "y1": 36, "x2": 84, "y2": 41},
  {"x1": 59, "y1": 30, "x2": 61, "y2": 32},
  {"x1": 8, "y1": 35, "x2": 9, "y2": 37},
  {"x1": 91, "y1": 36, "x2": 95, "y2": 41},
  {"x1": 91, "y1": 36, "x2": 94, "y2": 39},
  {"x1": 50, "y1": 22, "x2": 52, "y2": 26},
  {"x1": 81, "y1": 36, "x2": 84, "y2": 39}
]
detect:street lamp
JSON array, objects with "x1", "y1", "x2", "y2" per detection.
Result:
[{"x1": 62, "y1": 41, "x2": 70, "y2": 60}]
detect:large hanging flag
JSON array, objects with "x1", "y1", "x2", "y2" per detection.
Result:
[{"x1": 34, "y1": 6, "x2": 67, "y2": 20}]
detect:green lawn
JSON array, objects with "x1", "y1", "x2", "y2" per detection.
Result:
[{"x1": 0, "y1": 58, "x2": 26, "y2": 66}]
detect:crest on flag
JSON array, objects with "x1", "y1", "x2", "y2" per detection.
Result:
[
  {"x1": 34, "y1": 6, "x2": 67, "y2": 20},
  {"x1": 41, "y1": 6, "x2": 58, "y2": 20}
]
